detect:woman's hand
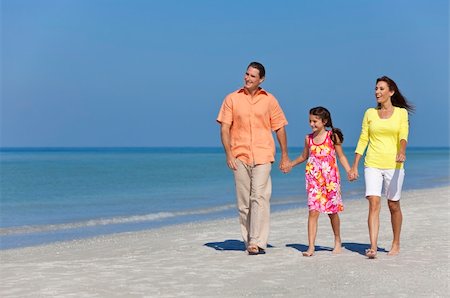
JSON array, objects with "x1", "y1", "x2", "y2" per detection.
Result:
[{"x1": 396, "y1": 152, "x2": 406, "y2": 163}]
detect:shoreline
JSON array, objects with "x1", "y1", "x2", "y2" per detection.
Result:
[
  {"x1": 1, "y1": 183, "x2": 448, "y2": 250},
  {"x1": 2, "y1": 147, "x2": 448, "y2": 251},
  {"x1": 1, "y1": 186, "x2": 449, "y2": 297}
]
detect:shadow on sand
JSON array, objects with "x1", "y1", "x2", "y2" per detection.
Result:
[
  {"x1": 286, "y1": 243, "x2": 332, "y2": 252},
  {"x1": 204, "y1": 240, "x2": 275, "y2": 251},
  {"x1": 342, "y1": 242, "x2": 387, "y2": 255},
  {"x1": 204, "y1": 240, "x2": 387, "y2": 255},
  {"x1": 204, "y1": 239, "x2": 246, "y2": 251}
]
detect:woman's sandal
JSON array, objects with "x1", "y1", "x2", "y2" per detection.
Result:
[{"x1": 365, "y1": 248, "x2": 377, "y2": 259}]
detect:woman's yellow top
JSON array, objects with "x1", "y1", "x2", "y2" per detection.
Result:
[{"x1": 355, "y1": 107, "x2": 409, "y2": 169}]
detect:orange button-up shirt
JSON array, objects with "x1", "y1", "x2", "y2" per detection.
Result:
[{"x1": 217, "y1": 87, "x2": 288, "y2": 165}]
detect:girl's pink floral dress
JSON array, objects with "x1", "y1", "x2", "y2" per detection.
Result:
[{"x1": 305, "y1": 130, "x2": 343, "y2": 214}]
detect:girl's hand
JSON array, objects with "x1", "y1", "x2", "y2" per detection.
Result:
[
  {"x1": 347, "y1": 169, "x2": 358, "y2": 181},
  {"x1": 283, "y1": 164, "x2": 293, "y2": 174},
  {"x1": 280, "y1": 158, "x2": 292, "y2": 174},
  {"x1": 347, "y1": 171, "x2": 353, "y2": 181}
]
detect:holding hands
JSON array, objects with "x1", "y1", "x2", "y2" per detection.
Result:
[
  {"x1": 347, "y1": 168, "x2": 359, "y2": 181},
  {"x1": 280, "y1": 156, "x2": 359, "y2": 183},
  {"x1": 279, "y1": 155, "x2": 293, "y2": 174}
]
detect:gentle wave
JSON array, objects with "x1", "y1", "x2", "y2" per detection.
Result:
[
  {"x1": 0, "y1": 204, "x2": 237, "y2": 236},
  {"x1": 0, "y1": 198, "x2": 305, "y2": 236}
]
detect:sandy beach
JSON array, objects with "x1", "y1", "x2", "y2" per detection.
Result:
[{"x1": 1, "y1": 186, "x2": 449, "y2": 297}]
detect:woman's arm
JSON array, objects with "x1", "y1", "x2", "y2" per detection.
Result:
[
  {"x1": 350, "y1": 109, "x2": 370, "y2": 180},
  {"x1": 396, "y1": 139, "x2": 407, "y2": 162},
  {"x1": 349, "y1": 153, "x2": 362, "y2": 180},
  {"x1": 396, "y1": 109, "x2": 409, "y2": 163}
]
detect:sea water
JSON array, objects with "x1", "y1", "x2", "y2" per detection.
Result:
[{"x1": 1, "y1": 147, "x2": 448, "y2": 249}]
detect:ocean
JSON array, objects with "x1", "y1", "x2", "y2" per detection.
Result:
[{"x1": 1, "y1": 147, "x2": 449, "y2": 249}]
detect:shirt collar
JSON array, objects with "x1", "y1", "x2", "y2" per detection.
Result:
[{"x1": 238, "y1": 87, "x2": 268, "y2": 96}]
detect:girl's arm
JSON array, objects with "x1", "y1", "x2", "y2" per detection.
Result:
[
  {"x1": 290, "y1": 136, "x2": 309, "y2": 167},
  {"x1": 333, "y1": 134, "x2": 351, "y2": 173},
  {"x1": 335, "y1": 145, "x2": 351, "y2": 173}
]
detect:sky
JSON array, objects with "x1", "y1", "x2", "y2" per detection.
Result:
[{"x1": 1, "y1": 0, "x2": 449, "y2": 148}]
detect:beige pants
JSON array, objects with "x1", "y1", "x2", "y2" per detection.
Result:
[{"x1": 233, "y1": 159, "x2": 272, "y2": 249}]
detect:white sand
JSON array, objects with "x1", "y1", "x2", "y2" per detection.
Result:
[{"x1": 1, "y1": 186, "x2": 449, "y2": 297}]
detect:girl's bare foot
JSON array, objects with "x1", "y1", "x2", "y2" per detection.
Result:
[
  {"x1": 365, "y1": 248, "x2": 377, "y2": 259},
  {"x1": 332, "y1": 238, "x2": 342, "y2": 254},
  {"x1": 302, "y1": 248, "x2": 315, "y2": 257},
  {"x1": 332, "y1": 245, "x2": 342, "y2": 254}
]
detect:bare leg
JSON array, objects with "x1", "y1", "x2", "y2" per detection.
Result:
[
  {"x1": 303, "y1": 210, "x2": 319, "y2": 256},
  {"x1": 328, "y1": 213, "x2": 342, "y2": 254},
  {"x1": 387, "y1": 200, "x2": 402, "y2": 255},
  {"x1": 367, "y1": 196, "x2": 381, "y2": 257}
]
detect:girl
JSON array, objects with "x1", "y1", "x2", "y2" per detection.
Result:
[{"x1": 290, "y1": 107, "x2": 352, "y2": 256}]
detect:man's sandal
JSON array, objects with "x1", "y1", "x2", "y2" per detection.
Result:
[{"x1": 247, "y1": 245, "x2": 266, "y2": 255}]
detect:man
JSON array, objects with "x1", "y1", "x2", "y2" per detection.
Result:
[{"x1": 216, "y1": 61, "x2": 290, "y2": 255}]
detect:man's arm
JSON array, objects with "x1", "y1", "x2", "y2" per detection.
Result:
[
  {"x1": 275, "y1": 126, "x2": 290, "y2": 173},
  {"x1": 220, "y1": 123, "x2": 237, "y2": 170}
]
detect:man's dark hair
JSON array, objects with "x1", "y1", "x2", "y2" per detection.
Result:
[{"x1": 247, "y1": 61, "x2": 265, "y2": 78}]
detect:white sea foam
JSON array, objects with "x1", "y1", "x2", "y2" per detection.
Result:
[
  {"x1": 0, "y1": 204, "x2": 237, "y2": 236},
  {"x1": 0, "y1": 199, "x2": 306, "y2": 236}
]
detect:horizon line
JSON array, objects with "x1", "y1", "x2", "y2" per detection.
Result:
[{"x1": 1, "y1": 146, "x2": 449, "y2": 150}]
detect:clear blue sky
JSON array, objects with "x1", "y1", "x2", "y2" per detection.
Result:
[{"x1": 1, "y1": 0, "x2": 448, "y2": 148}]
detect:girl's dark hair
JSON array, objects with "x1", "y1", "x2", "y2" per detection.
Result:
[
  {"x1": 376, "y1": 76, "x2": 415, "y2": 113},
  {"x1": 247, "y1": 61, "x2": 265, "y2": 78},
  {"x1": 309, "y1": 106, "x2": 344, "y2": 144}
]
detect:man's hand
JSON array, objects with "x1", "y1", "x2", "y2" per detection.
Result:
[
  {"x1": 279, "y1": 155, "x2": 292, "y2": 174},
  {"x1": 226, "y1": 154, "x2": 238, "y2": 170}
]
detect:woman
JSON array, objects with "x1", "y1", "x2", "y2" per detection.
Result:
[{"x1": 349, "y1": 76, "x2": 414, "y2": 258}]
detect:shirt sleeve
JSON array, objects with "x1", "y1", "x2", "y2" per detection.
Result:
[
  {"x1": 399, "y1": 108, "x2": 409, "y2": 142},
  {"x1": 355, "y1": 109, "x2": 370, "y2": 155},
  {"x1": 216, "y1": 94, "x2": 233, "y2": 125},
  {"x1": 269, "y1": 97, "x2": 288, "y2": 131}
]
